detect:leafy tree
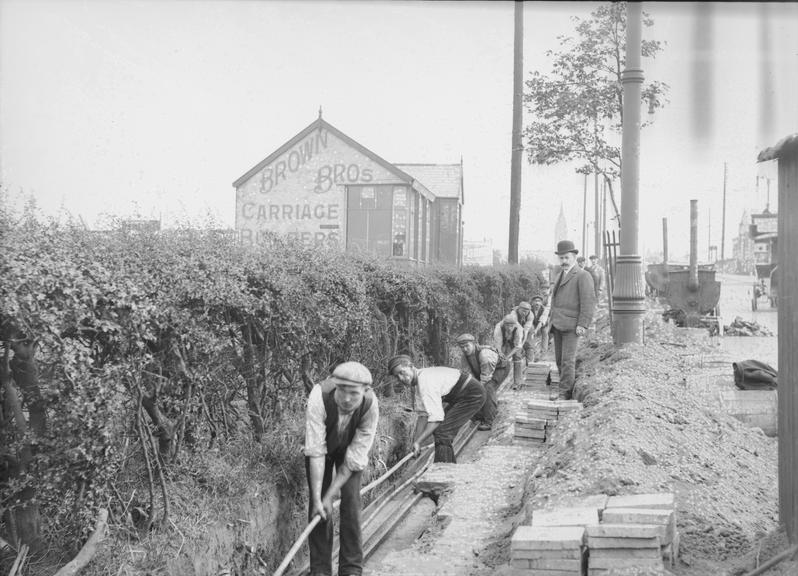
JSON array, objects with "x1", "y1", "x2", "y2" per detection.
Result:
[{"x1": 523, "y1": 2, "x2": 669, "y2": 224}]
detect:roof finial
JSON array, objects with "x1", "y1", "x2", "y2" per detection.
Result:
[{"x1": 318, "y1": 106, "x2": 323, "y2": 119}]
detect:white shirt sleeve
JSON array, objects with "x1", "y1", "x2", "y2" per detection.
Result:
[
  {"x1": 304, "y1": 385, "x2": 327, "y2": 458},
  {"x1": 344, "y1": 395, "x2": 380, "y2": 472}
]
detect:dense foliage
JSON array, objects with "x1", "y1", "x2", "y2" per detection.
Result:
[
  {"x1": 523, "y1": 2, "x2": 669, "y2": 221},
  {"x1": 0, "y1": 206, "x2": 546, "y2": 571}
]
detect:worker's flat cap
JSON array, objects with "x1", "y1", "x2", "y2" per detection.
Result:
[{"x1": 330, "y1": 361, "x2": 373, "y2": 387}]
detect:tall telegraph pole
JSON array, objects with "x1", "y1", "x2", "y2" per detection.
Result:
[
  {"x1": 508, "y1": 1, "x2": 523, "y2": 264},
  {"x1": 612, "y1": 1, "x2": 646, "y2": 344},
  {"x1": 721, "y1": 162, "x2": 728, "y2": 260}
]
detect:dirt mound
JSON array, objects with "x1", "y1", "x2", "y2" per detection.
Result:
[{"x1": 521, "y1": 312, "x2": 779, "y2": 575}]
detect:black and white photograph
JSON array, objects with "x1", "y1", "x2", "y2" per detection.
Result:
[{"x1": 1, "y1": 1, "x2": 797, "y2": 575}]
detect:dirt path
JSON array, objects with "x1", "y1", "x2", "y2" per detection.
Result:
[{"x1": 364, "y1": 386, "x2": 547, "y2": 576}]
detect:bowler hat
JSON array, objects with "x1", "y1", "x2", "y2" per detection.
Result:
[
  {"x1": 330, "y1": 361, "x2": 373, "y2": 387},
  {"x1": 555, "y1": 240, "x2": 578, "y2": 255},
  {"x1": 387, "y1": 354, "x2": 413, "y2": 374},
  {"x1": 455, "y1": 333, "x2": 475, "y2": 345}
]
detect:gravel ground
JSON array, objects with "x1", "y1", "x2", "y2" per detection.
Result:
[{"x1": 366, "y1": 282, "x2": 790, "y2": 576}]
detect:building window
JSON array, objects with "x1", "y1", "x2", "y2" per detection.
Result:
[
  {"x1": 347, "y1": 186, "x2": 393, "y2": 256},
  {"x1": 392, "y1": 187, "x2": 408, "y2": 257}
]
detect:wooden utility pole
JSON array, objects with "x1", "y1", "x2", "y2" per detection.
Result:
[
  {"x1": 508, "y1": 1, "x2": 523, "y2": 264},
  {"x1": 721, "y1": 162, "x2": 728, "y2": 260},
  {"x1": 594, "y1": 173, "x2": 600, "y2": 257},
  {"x1": 582, "y1": 173, "x2": 588, "y2": 255}
]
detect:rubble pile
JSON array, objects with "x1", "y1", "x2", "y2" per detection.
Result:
[
  {"x1": 724, "y1": 316, "x2": 774, "y2": 337},
  {"x1": 521, "y1": 315, "x2": 779, "y2": 574}
]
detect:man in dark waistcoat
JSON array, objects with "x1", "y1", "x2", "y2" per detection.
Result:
[
  {"x1": 388, "y1": 354, "x2": 486, "y2": 463},
  {"x1": 304, "y1": 361, "x2": 379, "y2": 576},
  {"x1": 456, "y1": 333, "x2": 510, "y2": 431}
]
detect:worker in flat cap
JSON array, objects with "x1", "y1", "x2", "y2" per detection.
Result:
[
  {"x1": 388, "y1": 354, "x2": 486, "y2": 463},
  {"x1": 304, "y1": 361, "x2": 379, "y2": 576},
  {"x1": 548, "y1": 240, "x2": 596, "y2": 400},
  {"x1": 493, "y1": 300, "x2": 535, "y2": 387},
  {"x1": 456, "y1": 333, "x2": 510, "y2": 431}
]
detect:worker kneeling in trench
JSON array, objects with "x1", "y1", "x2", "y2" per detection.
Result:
[{"x1": 388, "y1": 354, "x2": 486, "y2": 464}]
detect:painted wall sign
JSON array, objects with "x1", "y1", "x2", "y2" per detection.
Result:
[{"x1": 235, "y1": 128, "x2": 404, "y2": 246}]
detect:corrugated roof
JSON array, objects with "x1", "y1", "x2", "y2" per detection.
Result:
[
  {"x1": 395, "y1": 163, "x2": 464, "y2": 203},
  {"x1": 757, "y1": 133, "x2": 798, "y2": 162}
]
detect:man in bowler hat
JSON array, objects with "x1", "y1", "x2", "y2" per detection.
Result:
[{"x1": 548, "y1": 240, "x2": 596, "y2": 399}]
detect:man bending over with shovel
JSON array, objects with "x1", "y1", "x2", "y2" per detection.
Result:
[{"x1": 304, "y1": 361, "x2": 379, "y2": 576}]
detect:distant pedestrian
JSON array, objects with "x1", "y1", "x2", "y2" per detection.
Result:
[
  {"x1": 304, "y1": 361, "x2": 379, "y2": 576},
  {"x1": 576, "y1": 255, "x2": 586, "y2": 269},
  {"x1": 388, "y1": 355, "x2": 486, "y2": 463},
  {"x1": 549, "y1": 240, "x2": 596, "y2": 400},
  {"x1": 456, "y1": 333, "x2": 510, "y2": 431},
  {"x1": 586, "y1": 255, "x2": 606, "y2": 302}
]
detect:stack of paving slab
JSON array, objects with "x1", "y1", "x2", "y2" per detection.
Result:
[
  {"x1": 511, "y1": 525, "x2": 587, "y2": 575},
  {"x1": 523, "y1": 362, "x2": 551, "y2": 397},
  {"x1": 602, "y1": 492, "x2": 679, "y2": 567},
  {"x1": 585, "y1": 523, "x2": 663, "y2": 574},
  {"x1": 514, "y1": 399, "x2": 582, "y2": 444}
]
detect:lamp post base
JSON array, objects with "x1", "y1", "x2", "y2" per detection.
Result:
[{"x1": 612, "y1": 254, "x2": 647, "y2": 345}]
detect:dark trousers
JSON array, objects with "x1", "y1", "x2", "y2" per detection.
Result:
[
  {"x1": 552, "y1": 327, "x2": 579, "y2": 397},
  {"x1": 305, "y1": 456, "x2": 363, "y2": 576},
  {"x1": 434, "y1": 378, "x2": 486, "y2": 463},
  {"x1": 475, "y1": 364, "x2": 510, "y2": 425}
]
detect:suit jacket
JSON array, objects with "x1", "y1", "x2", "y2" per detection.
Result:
[{"x1": 549, "y1": 265, "x2": 596, "y2": 332}]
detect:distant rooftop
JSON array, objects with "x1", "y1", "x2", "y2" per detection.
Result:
[{"x1": 394, "y1": 163, "x2": 463, "y2": 202}]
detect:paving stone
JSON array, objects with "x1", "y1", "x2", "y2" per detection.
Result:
[
  {"x1": 600, "y1": 508, "x2": 675, "y2": 544},
  {"x1": 585, "y1": 523, "x2": 661, "y2": 539},
  {"x1": 588, "y1": 547, "x2": 662, "y2": 559},
  {"x1": 532, "y1": 507, "x2": 600, "y2": 527},
  {"x1": 413, "y1": 463, "x2": 460, "y2": 497},
  {"x1": 515, "y1": 427, "x2": 547, "y2": 439},
  {"x1": 604, "y1": 493, "x2": 674, "y2": 510},
  {"x1": 509, "y1": 563, "x2": 582, "y2": 576},
  {"x1": 586, "y1": 536, "x2": 660, "y2": 549},
  {"x1": 588, "y1": 555, "x2": 663, "y2": 569},
  {"x1": 511, "y1": 525, "x2": 586, "y2": 550},
  {"x1": 512, "y1": 548, "x2": 583, "y2": 560},
  {"x1": 515, "y1": 415, "x2": 548, "y2": 428}
]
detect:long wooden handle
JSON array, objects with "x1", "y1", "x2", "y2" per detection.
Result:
[{"x1": 272, "y1": 515, "x2": 322, "y2": 576}]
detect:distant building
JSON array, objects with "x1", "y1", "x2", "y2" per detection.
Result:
[
  {"x1": 232, "y1": 115, "x2": 463, "y2": 266},
  {"x1": 463, "y1": 238, "x2": 493, "y2": 266},
  {"x1": 749, "y1": 208, "x2": 778, "y2": 279},
  {"x1": 554, "y1": 203, "x2": 568, "y2": 244},
  {"x1": 732, "y1": 210, "x2": 755, "y2": 273}
]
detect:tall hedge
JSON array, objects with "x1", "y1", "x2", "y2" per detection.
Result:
[{"x1": 0, "y1": 209, "x2": 546, "y2": 566}]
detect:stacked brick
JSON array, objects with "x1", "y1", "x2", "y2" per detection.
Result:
[
  {"x1": 513, "y1": 399, "x2": 582, "y2": 444},
  {"x1": 603, "y1": 493, "x2": 679, "y2": 567},
  {"x1": 511, "y1": 526, "x2": 587, "y2": 576},
  {"x1": 509, "y1": 493, "x2": 678, "y2": 574},
  {"x1": 585, "y1": 524, "x2": 663, "y2": 574},
  {"x1": 523, "y1": 362, "x2": 551, "y2": 397}
]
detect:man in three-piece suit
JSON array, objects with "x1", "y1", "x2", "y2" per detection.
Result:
[{"x1": 548, "y1": 240, "x2": 596, "y2": 400}]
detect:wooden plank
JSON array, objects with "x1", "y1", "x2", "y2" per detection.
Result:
[{"x1": 777, "y1": 149, "x2": 798, "y2": 544}]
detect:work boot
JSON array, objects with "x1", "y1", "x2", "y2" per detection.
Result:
[{"x1": 512, "y1": 359, "x2": 525, "y2": 388}]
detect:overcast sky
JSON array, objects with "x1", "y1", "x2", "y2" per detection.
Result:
[{"x1": 2, "y1": 1, "x2": 797, "y2": 262}]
